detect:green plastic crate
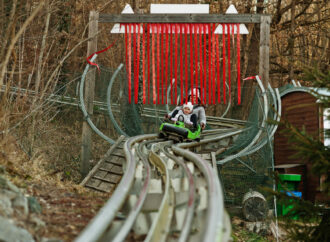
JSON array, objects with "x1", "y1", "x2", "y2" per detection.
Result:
[{"x1": 278, "y1": 174, "x2": 301, "y2": 191}]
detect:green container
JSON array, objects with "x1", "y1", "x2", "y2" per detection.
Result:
[
  {"x1": 278, "y1": 191, "x2": 302, "y2": 219},
  {"x1": 278, "y1": 174, "x2": 301, "y2": 191},
  {"x1": 277, "y1": 174, "x2": 302, "y2": 219}
]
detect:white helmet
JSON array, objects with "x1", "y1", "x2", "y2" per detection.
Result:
[
  {"x1": 183, "y1": 102, "x2": 193, "y2": 112},
  {"x1": 188, "y1": 88, "x2": 200, "y2": 99}
]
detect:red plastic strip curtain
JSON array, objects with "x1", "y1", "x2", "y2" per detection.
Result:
[
  {"x1": 161, "y1": 24, "x2": 165, "y2": 104},
  {"x1": 174, "y1": 24, "x2": 178, "y2": 104},
  {"x1": 133, "y1": 24, "x2": 137, "y2": 103},
  {"x1": 152, "y1": 24, "x2": 156, "y2": 104},
  {"x1": 216, "y1": 27, "x2": 221, "y2": 103},
  {"x1": 184, "y1": 24, "x2": 188, "y2": 103},
  {"x1": 222, "y1": 24, "x2": 226, "y2": 104},
  {"x1": 189, "y1": 24, "x2": 194, "y2": 104},
  {"x1": 208, "y1": 23, "x2": 212, "y2": 104},
  {"x1": 203, "y1": 24, "x2": 207, "y2": 105},
  {"x1": 124, "y1": 24, "x2": 129, "y2": 103},
  {"x1": 180, "y1": 24, "x2": 184, "y2": 105},
  {"x1": 231, "y1": 24, "x2": 235, "y2": 102},
  {"x1": 147, "y1": 24, "x2": 150, "y2": 104},
  {"x1": 170, "y1": 24, "x2": 173, "y2": 104},
  {"x1": 237, "y1": 24, "x2": 241, "y2": 105},
  {"x1": 165, "y1": 24, "x2": 169, "y2": 104},
  {"x1": 194, "y1": 24, "x2": 198, "y2": 103},
  {"x1": 198, "y1": 24, "x2": 203, "y2": 104},
  {"x1": 156, "y1": 24, "x2": 161, "y2": 104},
  {"x1": 135, "y1": 24, "x2": 141, "y2": 104},
  {"x1": 227, "y1": 24, "x2": 231, "y2": 101},
  {"x1": 142, "y1": 24, "x2": 146, "y2": 104},
  {"x1": 124, "y1": 24, "x2": 128, "y2": 77},
  {"x1": 128, "y1": 24, "x2": 132, "y2": 103},
  {"x1": 211, "y1": 23, "x2": 216, "y2": 104}
]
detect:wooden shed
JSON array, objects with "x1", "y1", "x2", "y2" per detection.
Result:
[{"x1": 274, "y1": 86, "x2": 322, "y2": 202}]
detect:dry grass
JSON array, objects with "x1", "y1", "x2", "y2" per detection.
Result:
[{"x1": 0, "y1": 103, "x2": 112, "y2": 241}]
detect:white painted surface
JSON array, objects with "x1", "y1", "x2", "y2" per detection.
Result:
[
  {"x1": 111, "y1": 3, "x2": 248, "y2": 34},
  {"x1": 111, "y1": 4, "x2": 134, "y2": 34},
  {"x1": 214, "y1": 4, "x2": 249, "y2": 34},
  {"x1": 150, "y1": 4, "x2": 209, "y2": 14}
]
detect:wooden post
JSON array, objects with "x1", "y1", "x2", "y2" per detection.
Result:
[
  {"x1": 81, "y1": 11, "x2": 99, "y2": 178},
  {"x1": 259, "y1": 16, "x2": 271, "y2": 87}
]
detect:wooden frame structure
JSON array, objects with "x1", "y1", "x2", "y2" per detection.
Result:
[{"x1": 81, "y1": 11, "x2": 271, "y2": 177}]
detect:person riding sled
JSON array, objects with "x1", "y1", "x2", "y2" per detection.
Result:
[
  {"x1": 170, "y1": 101, "x2": 198, "y2": 129},
  {"x1": 166, "y1": 87, "x2": 206, "y2": 130}
]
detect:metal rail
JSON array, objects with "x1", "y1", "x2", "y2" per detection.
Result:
[
  {"x1": 162, "y1": 146, "x2": 195, "y2": 242},
  {"x1": 172, "y1": 144, "x2": 224, "y2": 242},
  {"x1": 77, "y1": 130, "x2": 233, "y2": 241},
  {"x1": 145, "y1": 143, "x2": 174, "y2": 242},
  {"x1": 110, "y1": 139, "x2": 153, "y2": 242},
  {"x1": 75, "y1": 134, "x2": 158, "y2": 242}
]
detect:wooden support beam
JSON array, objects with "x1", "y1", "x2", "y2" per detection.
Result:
[
  {"x1": 99, "y1": 14, "x2": 270, "y2": 23},
  {"x1": 259, "y1": 16, "x2": 271, "y2": 87},
  {"x1": 81, "y1": 11, "x2": 99, "y2": 178}
]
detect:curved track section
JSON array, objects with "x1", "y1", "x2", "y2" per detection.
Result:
[{"x1": 77, "y1": 133, "x2": 232, "y2": 242}]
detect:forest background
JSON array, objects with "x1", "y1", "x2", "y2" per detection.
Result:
[{"x1": 0, "y1": 0, "x2": 328, "y2": 241}]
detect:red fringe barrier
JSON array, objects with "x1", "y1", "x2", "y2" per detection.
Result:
[
  {"x1": 147, "y1": 24, "x2": 150, "y2": 104},
  {"x1": 165, "y1": 24, "x2": 169, "y2": 104},
  {"x1": 161, "y1": 24, "x2": 164, "y2": 104},
  {"x1": 199, "y1": 24, "x2": 203, "y2": 104},
  {"x1": 124, "y1": 24, "x2": 128, "y2": 76},
  {"x1": 174, "y1": 24, "x2": 178, "y2": 105},
  {"x1": 189, "y1": 24, "x2": 194, "y2": 104},
  {"x1": 156, "y1": 24, "x2": 160, "y2": 104},
  {"x1": 203, "y1": 24, "x2": 207, "y2": 105},
  {"x1": 180, "y1": 24, "x2": 184, "y2": 105},
  {"x1": 136, "y1": 24, "x2": 141, "y2": 104},
  {"x1": 237, "y1": 24, "x2": 241, "y2": 105},
  {"x1": 222, "y1": 23, "x2": 226, "y2": 104},
  {"x1": 124, "y1": 24, "x2": 129, "y2": 103},
  {"x1": 184, "y1": 24, "x2": 188, "y2": 103},
  {"x1": 170, "y1": 24, "x2": 173, "y2": 105},
  {"x1": 211, "y1": 23, "x2": 216, "y2": 104},
  {"x1": 142, "y1": 24, "x2": 146, "y2": 104},
  {"x1": 128, "y1": 24, "x2": 132, "y2": 104},
  {"x1": 133, "y1": 24, "x2": 137, "y2": 104},
  {"x1": 121, "y1": 22, "x2": 243, "y2": 106},
  {"x1": 227, "y1": 24, "x2": 231, "y2": 102},
  {"x1": 208, "y1": 23, "x2": 212, "y2": 104},
  {"x1": 194, "y1": 24, "x2": 198, "y2": 103},
  {"x1": 216, "y1": 30, "x2": 221, "y2": 103},
  {"x1": 152, "y1": 24, "x2": 156, "y2": 104}
]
